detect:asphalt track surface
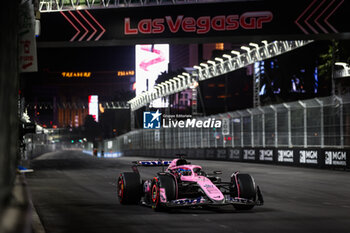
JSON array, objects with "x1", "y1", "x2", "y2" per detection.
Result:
[{"x1": 27, "y1": 150, "x2": 350, "y2": 233}]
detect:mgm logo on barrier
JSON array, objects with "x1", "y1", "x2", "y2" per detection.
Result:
[
  {"x1": 299, "y1": 150, "x2": 318, "y2": 164},
  {"x1": 259, "y1": 149, "x2": 273, "y2": 161},
  {"x1": 325, "y1": 151, "x2": 347, "y2": 166},
  {"x1": 277, "y1": 150, "x2": 294, "y2": 163}
]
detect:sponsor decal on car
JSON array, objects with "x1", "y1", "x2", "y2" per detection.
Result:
[
  {"x1": 325, "y1": 151, "x2": 347, "y2": 166},
  {"x1": 160, "y1": 188, "x2": 167, "y2": 203},
  {"x1": 277, "y1": 150, "x2": 294, "y2": 163},
  {"x1": 228, "y1": 197, "x2": 255, "y2": 204},
  {"x1": 171, "y1": 197, "x2": 205, "y2": 205},
  {"x1": 299, "y1": 150, "x2": 318, "y2": 164},
  {"x1": 137, "y1": 161, "x2": 171, "y2": 166}
]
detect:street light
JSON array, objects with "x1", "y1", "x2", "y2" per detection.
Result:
[
  {"x1": 154, "y1": 86, "x2": 161, "y2": 98},
  {"x1": 163, "y1": 82, "x2": 170, "y2": 93},
  {"x1": 215, "y1": 57, "x2": 224, "y2": 63},
  {"x1": 177, "y1": 75, "x2": 187, "y2": 86},
  {"x1": 169, "y1": 79, "x2": 178, "y2": 91},
  {"x1": 182, "y1": 73, "x2": 190, "y2": 78},
  {"x1": 335, "y1": 62, "x2": 349, "y2": 69},
  {"x1": 222, "y1": 54, "x2": 231, "y2": 59},
  {"x1": 207, "y1": 60, "x2": 216, "y2": 66},
  {"x1": 182, "y1": 72, "x2": 192, "y2": 85},
  {"x1": 165, "y1": 81, "x2": 173, "y2": 93},
  {"x1": 241, "y1": 46, "x2": 251, "y2": 52},
  {"x1": 193, "y1": 65, "x2": 202, "y2": 70},
  {"x1": 249, "y1": 42, "x2": 259, "y2": 50},
  {"x1": 200, "y1": 63, "x2": 209, "y2": 68},
  {"x1": 177, "y1": 75, "x2": 185, "y2": 79},
  {"x1": 231, "y1": 50, "x2": 240, "y2": 56},
  {"x1": 159, "y1": 83, "x2": 167, "y2": 95}
]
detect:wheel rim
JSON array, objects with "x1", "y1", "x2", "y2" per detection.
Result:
[
  {"x1": 151, "y1": 184, "x2": 159, "y2": 206},
  {"x1": 118, "y1": 177, "x2": 124, "y2": 202}
]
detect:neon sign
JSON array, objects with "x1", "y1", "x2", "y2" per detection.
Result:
[
  {"x1": 117, "y1": 70, "x2": 135, "y2": 76},
  {"x1": 125, "y1": 12, "x2": 273, "y2": 35},
  {"x1": 61, "y1": 72, "x2": 91, "y2": 78}
]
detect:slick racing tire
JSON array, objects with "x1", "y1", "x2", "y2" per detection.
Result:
[
  {"x1": 151, "y1": 175, "x2": 177, "y2": 211},
  {"x1": 117, "y1": 172, "x2": 141, "y2": 204},
  {"x1": 233, "y1": 174, "x2": 256, "y2": 210}
]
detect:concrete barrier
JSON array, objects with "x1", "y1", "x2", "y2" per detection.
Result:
[{"x1": 120, "y1": 147, "x2": 350, "y2": 170}]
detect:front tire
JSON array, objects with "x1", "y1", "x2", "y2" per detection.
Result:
[
  {"x1": 151, "y1": 175, "x2": 177, "y2": 211},
  {"x1": 117, "y1": 172, "x2": 141, "y2": 204},
  {"x1": 232, "y1": 173, "x2": 256, "y2": 210}
]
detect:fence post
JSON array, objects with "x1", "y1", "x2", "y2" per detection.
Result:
[
  {"x1": 315, "y1": 98, "x2": 324, "y2": 148},
  {"x1": 247, "y1": 109, "x2": 254, "y2": 147},
  {"x1": 283, "y1": 103, "x2": 292, "y2": 147},
  {"x1": 207, "y1": 126, "x2": 210, "y2": 148},
  {"x1": 270, "y1": 105, "x2": 278, "y2": 148},
  {"x1": 178, "y1": 128, "x2": 180, "y2": 149},
  {"x1": 237, "y1": 111, "x2": 244, "y2": 147},
  {"x1": 299, "y1": 100, "x2": 307, "y2": 148},
  {"x1": 258, "y1": 107, "x2": 265, "y2": 147},
  {"x1": 335, "y1": 96, "x2": 344, "y2": 147},
  {"x1": 231, "y1": 117, "x2": 234, "y2": 148},
  {"x1": 241, "y1": 115, "x2": 244, "y2": 147}
]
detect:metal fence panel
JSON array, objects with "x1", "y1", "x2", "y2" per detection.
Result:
[
  {"x1": 344, "y1": 102, "x2": 350, "y2": 147},
  {"x1": 264, "y1": 112, "x2": 276, "y2": 146},
  {"x1": 243, "y1": 116, "x2": 252, "y2": 147},
  {"x1": 232, "y1": 118, "x2": 242, "y2": 147},
  {"x1": 324, "y1": 105, "x2": 341, "y2": 146},
  {"x1": 307, "y1": 107, "x2": 322, "y2": 146},
  {"x1": 110, "y1": 95, "x2": 350, "y2": 153},
  {"x1": 253, "y1": 114, "x2": 263, "y2": 147},
  {"x1": 291, "y1": 108, "x2": 304, "y2": 146},
  {"x1": 277, "y1": 109, "x2": 289, "y2": 146}
]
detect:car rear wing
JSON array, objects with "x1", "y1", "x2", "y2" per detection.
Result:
[
  {"x1": 131, "y1": 160, "x2": 172, "y2": 174},
  {"x1": 132, "y1": 160, "x2": 172, "y2": 166}
]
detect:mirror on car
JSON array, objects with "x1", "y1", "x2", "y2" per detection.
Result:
[{"x1": 213, "y1": 171, "x2": 222, "y2": 175}]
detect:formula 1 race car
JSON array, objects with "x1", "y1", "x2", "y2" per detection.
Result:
[{"x1": 117, "y1": 157, "x2": 264, "y2": 210}]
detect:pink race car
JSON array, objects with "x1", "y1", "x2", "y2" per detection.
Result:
[{"x1": 117, "y1": 157, "x2": 264, "y2": 210}]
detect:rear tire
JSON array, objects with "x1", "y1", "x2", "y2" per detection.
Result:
[
  {"x1": 117, "y1": 172, "x2": 141, "y2": 204},
  {"x1": 233, "y1": 174, "x2": 256, "y2": 210}
]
